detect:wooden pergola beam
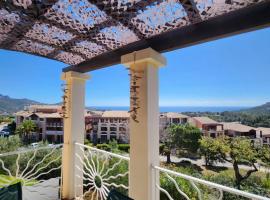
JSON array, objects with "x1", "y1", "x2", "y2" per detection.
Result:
[{"x1": 63, "y1": 1, "x2": 270, "y2": 73}]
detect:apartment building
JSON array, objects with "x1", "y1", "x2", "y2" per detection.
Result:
[
  {"x1": 189, "y1": 117, "x2": 224, "y2": 138},
  {"x1": 85, "y1": 110, "x2": 130, "y2": 143},
  {"x1": 15, "y1": 105, "x2": 63, "y2": 143},
  {"x1": 15, "y1": 105, "x2": 206, "y2": 144},
  {"x1": 159, "y1": 112, "x2": 189, "y2": 141},
  {"x1": 257, "y1": 127, "x2": 270, "y2": 145},
  {"x1": 85, "y1": 111, "x2": 190, "y2": 143},
  {"x1": 222, "y1": 122, "x2": 262, "y2": 144}
]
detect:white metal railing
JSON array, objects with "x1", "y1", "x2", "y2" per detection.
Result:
[
  {"x1": 74, "y1": 143, "x2": 129, "y2": 200},
  {"x1": 73, "y1": 144, "x2": 269, "y2": 200},
  {"x1": 154, "y1": 165, "x2": 270, "y2": 200},
  {"x1": 0, "y1": 144, "x2": 62, "y2": 200}
]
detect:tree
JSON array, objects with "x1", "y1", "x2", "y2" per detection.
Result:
[
  {"x1": 8, "y1": 121, "x2": 16, "y2": 135},
  {"x1": 259, "y1": 145, "x2": 270, "y2": 167},
  {"x1": 199, "y1": 137, "x2": 226, "y2": 166},
  {"x1": 225, "y1": 137, "x2": 259, "y2": 189},
  {"x1": 200, "y1": 136, "x2": 260, "y2": 189},
  {"x1": 16, "y1": 120, "x2": 37, "y2": 144},
  {"x1": 164, "y1": 124, "x2": 202, "y2": 162}
]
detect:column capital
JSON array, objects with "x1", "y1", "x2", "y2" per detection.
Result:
[
  {"x1": 61, "y1": 71, "x2": 90, "y2": 81},
  {"x1": 121, "y1": 47, "x2": 166, "y2": 68}
]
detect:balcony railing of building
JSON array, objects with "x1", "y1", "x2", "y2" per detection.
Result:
[
  {"x1": 46, "y1": 131, "x2": 64, "y2": 135},
  {"x1": 73, "y1": 143, "x2": 269, "y2": 200},
  {"x1": 46, "y1": 123, "x2": 63, "y2": 127},
  {"x1": 0, "y1": 145, "x2": 62, "y2": 200}
]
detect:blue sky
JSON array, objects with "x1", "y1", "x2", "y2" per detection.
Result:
[{"x1": 0, "y1": 27, "x2": 269, "y2": 107}]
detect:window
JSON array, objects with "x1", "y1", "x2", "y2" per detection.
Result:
[
  {"x1": 119, "y1": 127, "x2": 126, "y2": 132},
  {"x1": 101, "y1": 127, "x2": 107, "y2": 131}
]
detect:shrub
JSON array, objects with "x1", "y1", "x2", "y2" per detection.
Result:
[
  {"x1": 96, "y1": 144, "x2": 111, "y2": 151},
  {"x1": 84, "y1": 139, "x2": 93, "y2": 147},
  {"x1": 118, "y1": 144, "x2": 130, "y2": 153}
]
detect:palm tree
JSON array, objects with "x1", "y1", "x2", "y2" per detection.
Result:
[{"x1": 16, "y1": 120, "x2": 37, "y2": 144}]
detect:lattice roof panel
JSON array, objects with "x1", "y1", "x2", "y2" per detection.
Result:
[{"x1": 0, "y1": 0, "x2": 269, "y2": 71}]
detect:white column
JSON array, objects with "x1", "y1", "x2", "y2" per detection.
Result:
[
  {"x1": 121, "y1": 48, "x2": 166, "y2": 200},
  {"x1": 61, "y1": 71, "x2": 90, "y2": 199}
]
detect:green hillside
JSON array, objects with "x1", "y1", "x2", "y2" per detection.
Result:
[
  {"x1": 240, "y1": 102, "x2": 270, "y2": 114},
  {"x1": 0, "y1": 94, "x2": 42, "y2": 114}
]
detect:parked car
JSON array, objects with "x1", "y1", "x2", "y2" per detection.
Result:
[{"x1": 31, "y1": 143, "x2": 39, "y2": 148}]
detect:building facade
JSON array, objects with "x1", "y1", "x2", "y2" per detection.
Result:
[
  {"x1": 257, "y1": 127, "x2": 270, "y2": 145},
  {"x1": 85, "y1": 110, "x2": 130, "y2": 143},
  {"x1": 15, "y1": 106, "x2": 269, "y2": 145},
  {"x1": 159, "y1": 112, "x2": 189, "y2": 141},
  {"x1": 15, "y1": 105, "x2": 63, "y2": 143},
  {"x1": 189, "y1": 117, "x2": 224, "y2": 138},
  {"x1": 222, "y1": 122, "x2": 262, "y2": 145},
  {"x1": 15, "y1": 105, "x2": 190, "y2": 144}
]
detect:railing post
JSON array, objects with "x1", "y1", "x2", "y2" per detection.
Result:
[
  {"x1": 61, "y1": 71, "x2": 90, "y2": 199},
  {"x1": 121, "y1": 48, "x2": 166, "y2": 200}
]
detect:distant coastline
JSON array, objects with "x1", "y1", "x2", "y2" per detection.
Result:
[{"x1": 88, "y1": 106, "x2": 250, "y2": 113}]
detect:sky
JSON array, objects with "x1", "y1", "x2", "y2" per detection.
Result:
[{"x1": 0, "y1": 27, "x2": 269, "y2": 107}]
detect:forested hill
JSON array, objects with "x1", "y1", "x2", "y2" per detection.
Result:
[
  {"x1": 0, "y1": 94, "x2": 42, "y2": 114},
  {"x1": 192, "y1": 103, "x2": 270, "y2": 128},
  {"x1": 183, "y1": 102, "x2": 270, "y2": 128},
  {"x1": 239, "y1": 102, "x2": 270, "y2": 114}
]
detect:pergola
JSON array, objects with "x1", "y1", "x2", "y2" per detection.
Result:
[
  {"x1": 1, "y1": 1, "x2": 270, "y2": 200},
  {"x1": 0, "y1": 0, "x2": 269, "y2": 72}
]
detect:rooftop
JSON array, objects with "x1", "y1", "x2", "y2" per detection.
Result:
[
  {"x1": 102, "y1": 110, "x2": 130, "y2": 118},
  {"x1": 258, "y1": 127, "x2": 270, "y2": 136},
  {"x1": 193, "y1": 116, "x2": 220, "y2": 124},
  {"x1": 222, "y1": 122, "x2": 256, "y2": 133},
  {"x1": 165, "y1": 112, "x2": 189, "y2": 119}
]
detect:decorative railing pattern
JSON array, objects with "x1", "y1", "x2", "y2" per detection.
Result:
[
  {"x1": 3, "y1": 142, "x2": 266, "y2": 200},
  {"x1": 153, "y1": 166, "x2": 270, "y2": 200},
  {"x1": 0, "y1": 145, "x2": 62, "y2": 200},
  {"x1": 74, "y1": 143, "x2": 129, "y2": 200}
]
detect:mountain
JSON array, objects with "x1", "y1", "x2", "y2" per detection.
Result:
[
  {"x1": 239, "y1": 102, "x2": 270, "y2": 115},
  {"x1": 0, "y1": 94, "x2": 42, "y2": 114}
]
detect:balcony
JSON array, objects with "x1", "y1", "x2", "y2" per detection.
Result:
[
  {"x1": 46, "y1": 131, "x2": 64, "y2": 135},
  {"x1": 1, "y1": 143, "x2": 268, "y2": 200}
]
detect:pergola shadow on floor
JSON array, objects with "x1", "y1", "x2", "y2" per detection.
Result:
[{"x1": 1, "y1": 1, "x2": 270, "y2": 200}]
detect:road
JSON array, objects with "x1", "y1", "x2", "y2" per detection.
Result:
[{"x1": 160, "y1": 155, "x2": 268, "y2": 172}]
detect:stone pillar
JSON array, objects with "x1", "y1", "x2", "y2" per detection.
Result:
[
  {"x1": 61, "y1": 71, "x2": 90, "y2": 199},
  {"x1": 121, "y1": 48, "x2": 166, "y2": 200}
]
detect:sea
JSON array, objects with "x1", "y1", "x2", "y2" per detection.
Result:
[{"x1": 87, "y1": 106, "x2": 250, "y2": 113}]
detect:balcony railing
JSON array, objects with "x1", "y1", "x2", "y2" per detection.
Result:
[
  {"x1": 154, "y1": 166, "x2": 269, "y2": 200},
  {"x1": 1, "y1": 143, "x2": 269, "y2": 200},
  {"x1": 74, "y1": 143, "x2": 269, "y2": 200},
  {"x1": 0, "y1": 145, "x2": 62, "y2": 200},
  {"x1": 74, "y1": 143, "x2": 129, "y2": 200}
]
